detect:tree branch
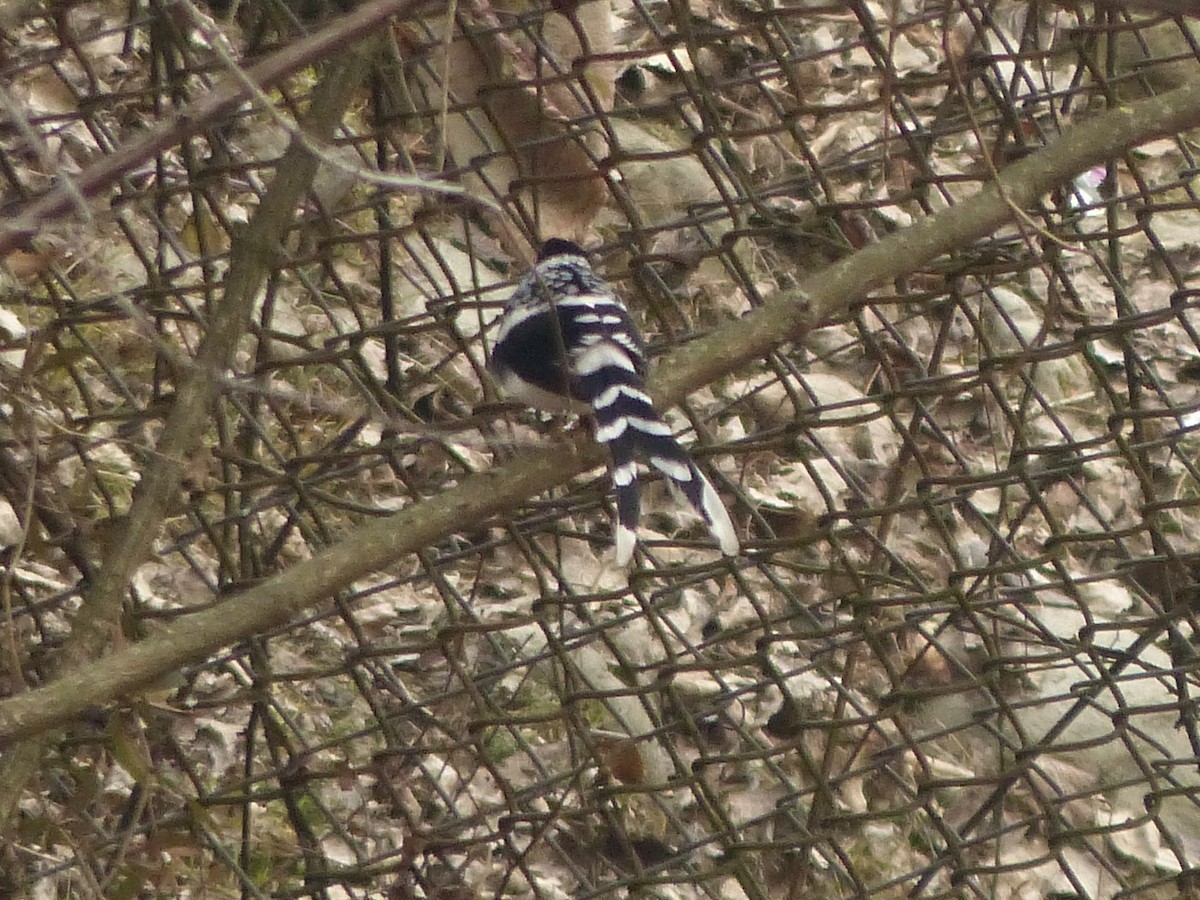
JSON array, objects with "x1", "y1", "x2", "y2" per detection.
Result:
[
  {"x1": 0, "y1": 0, "x2": 434, "y2": 256},
  {"x1": 0, "y1": 32, "x2": 381, "y2": 827},
  {"x1": 1, "y1": 78, "x2": 1199, "y2": 748}
]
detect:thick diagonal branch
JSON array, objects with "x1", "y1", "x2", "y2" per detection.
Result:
[{"x1": 0, "y1": 78, "x2": 1199, "y2": 749}]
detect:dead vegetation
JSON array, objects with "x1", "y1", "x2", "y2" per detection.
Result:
[{"x1": 2, "y1": 0, "x2": 1200, "y2": 897}]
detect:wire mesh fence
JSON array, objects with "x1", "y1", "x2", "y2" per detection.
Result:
[{"x1": 2, "y1": 0, "x2": 1200, "y2": 897}]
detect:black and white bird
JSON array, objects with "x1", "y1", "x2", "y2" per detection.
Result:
[{"x1": 489, "y1": 237, "x2": 739, "y2": 565}]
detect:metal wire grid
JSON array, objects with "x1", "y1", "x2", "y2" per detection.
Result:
[{"x1": 2, "y1": 0, "x2": 1200, "y2": 897}]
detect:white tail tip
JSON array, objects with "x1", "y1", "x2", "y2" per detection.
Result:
[
  {"x1": 701, "y1": 475, "x2": 739, "y2": 556},
  {"x1": 615, "y1": 522, "x2": 638, "y2": 566}
]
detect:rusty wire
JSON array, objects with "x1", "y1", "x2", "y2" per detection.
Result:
[{"x1": 2, "y1": 0, "x2": 1200, "y2": 897}]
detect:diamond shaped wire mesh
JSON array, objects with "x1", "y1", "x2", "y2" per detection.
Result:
[{"x1": 2, "y1": 0, "x2": 1200, "y2": 897}]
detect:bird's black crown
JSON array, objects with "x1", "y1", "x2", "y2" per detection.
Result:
[{"x1": 537, "y1": 238, "x2": 587, "y2": 261}]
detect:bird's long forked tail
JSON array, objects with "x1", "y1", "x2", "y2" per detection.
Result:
[{"x1": 583, "y1": 349, "x2": 739, "y2": 564}]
